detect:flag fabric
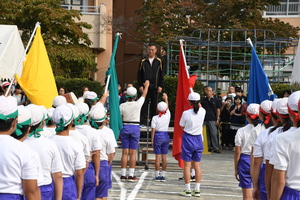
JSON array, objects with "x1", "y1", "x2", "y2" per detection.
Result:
[
  {"x1": 172, "y1": 41, "x2": 196, "y2": 169},
  {"x1": 15, "y1": 26, "x2": 57, "y2": 108},
  {"x1": 291, "y1": 39, "x2": 300, "y2": 84},
  {"x1": 106, "y1": 33, "x2": 123, "y2": 140},
  {"x1": 247, "y1": 42, "x2": 275, "y2": 105}
]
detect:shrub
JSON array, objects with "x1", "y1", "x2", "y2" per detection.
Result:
[
  {"x1": 55, "y1": 77, "x2": 103, "y2": 98},
  {"x1": 271, "y1": 83, "x2": 291, "y2": 98}
]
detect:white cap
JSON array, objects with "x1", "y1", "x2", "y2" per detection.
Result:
[
  {"x1": 17, "y1": 105, "x2": 31, "y2": 124},
  {"x1": 39, "y1": 105, "x2": 48, "y2": 120},
  {"x1": 246, "y1": 103, "x2": 260, "y2": 115},
  {"x1": 47, "y1": 108, "x2": 55, "y2": 119},
  {"x1": 260, "y1": 100, "x2": 272, "y2": 114},
  {"x1": 271, "y1": 99, "x2": 281, "y2": 114},
  {"x1": 26, "y1": 104, "x2": 45, "y2": 126},
  {"x1": 276, "y1": 98, "x2": 288, "y2": 115},
  {"x1": 90, "y1": 103, "x2": 106, "y2": 122},
  {"x1": 52, "y1": 104, "x2": 74, "y2": 127},
  {"x1": 53, "y1": 96, "x2": 67, "y2": 108},
  {"x1": 83, "y1": 91, "x2": 89, "y2": 99},
  {"x1": 288, "y1": 91, "x2": 300, "y2": 111},
  {"x1": 75, "y1": 102, "x2": 89, "y2": 116},
  {"x1": 67, "y1": 103, "x2": 79, "y2": 119},
  {"x1": 188, "y1": 92, "x2": 200, "y2": 101},
  {"x1": 0, "y1": 96, "x2": 18, "y2": 118},
  {"x1": 157, "y1": 102, "x2": 167, "y2": 112},
  {"x1": 83, "y1": 91, "x2": 98, "y2": 101},
  {"x1": 126, "y1": 87, "x2": 137, "y2": 97}
]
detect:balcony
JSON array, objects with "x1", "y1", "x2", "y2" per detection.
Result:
[
  {"x1": 264, "y1": 1, "x2": 300, "y2": 16},
  {"x1": 61, "y1": 4, "x2": 101, "y2": 14},
  {"x1": 61, "y1": 3, "x2": 107, "y2": 50}
]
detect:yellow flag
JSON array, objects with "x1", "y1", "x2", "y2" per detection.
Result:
[{"x1": 15, "y1": 26, "x2": 58, "y2": 108}]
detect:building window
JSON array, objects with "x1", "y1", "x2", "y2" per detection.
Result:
[
  {"x1": 61, "y1": 0, "x2": 83, "y2": 5},
  {"x1": 265, "y1": 0, "x2": 300, "y2": 16}
]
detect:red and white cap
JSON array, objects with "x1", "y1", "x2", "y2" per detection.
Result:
[
  {"x1": 271, "y1": 99, "x2": 281, "y2": 114},
  {"x1": 1, "y1": 81, "x2": 10, "y2": 89},
  {"x1": 259, "y1": 100, "x2": 272, "y2": 114},
  {"x1": 246, "y1": 103, "x2": 260, "y2": 119},
  {"x1": 288, "y1": 91, "x2": 300, "y2": 111},
  {"x1": 157, "y1": 102, "x2": 167, "y2": 112},
  {"x1": 276, "y1": 98, "x2": 288, "y2": 116}
]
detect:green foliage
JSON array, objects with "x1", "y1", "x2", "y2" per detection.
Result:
[
  {"x1": 133, "y1": 76, "x2": 204, "y2": 123},
  {"x1": 48, "y1": 44, "x2": 97, "y2": 78},
  {"x1": 0, "y1": 0, "x2": 96, "y2": 78},
  {"x1": 135, "y1": 0, "x2": 299, "y2": 51},
  {"x1": 271, "y1": 83, "x2": 291, "y2": 98},
  {"x1": 135, "y1": 0, "x2": 205, "y2": 49},
  {"x1": 55, "y1": 77, "x2": 103, "y2": 98}
]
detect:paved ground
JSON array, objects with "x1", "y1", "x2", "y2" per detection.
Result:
[{"x1": 108, "y1": 145, "x2": 242, "y2": 200}]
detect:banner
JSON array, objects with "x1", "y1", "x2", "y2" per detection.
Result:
[{"x1": 15, "y1": 26, "x2": 57, "y2": 108}]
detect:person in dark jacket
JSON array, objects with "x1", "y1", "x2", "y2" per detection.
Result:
[
  {"x1": 201, "y1": 86, "x2": 222, "y2": 153},
  {"x1": 137, "y1": 44, "x2": 165, "y2": 126}
]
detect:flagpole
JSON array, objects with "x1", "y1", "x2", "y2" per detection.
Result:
[
  {"x1": 104, "y1": 75, "x2": 111, "y2": 94},
  {"x1": 179, "y1": 39, "x2": 194, "y2": 93},
  {"x1": 246, "y1": 38, "x2": 253, "y2": 47},
  {"x1": 5, "y1": 22, "x2": 41, "y2": 96}
]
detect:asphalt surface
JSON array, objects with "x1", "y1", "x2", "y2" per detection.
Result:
[{"x1": 108, "y1": 144, "x2": 242, "y2": 200}]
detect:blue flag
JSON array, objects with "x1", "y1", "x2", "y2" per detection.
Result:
[
  {"x1": 248, "y1": 43, "x2": 276, "y2": 105},
  {"x1": 106, "y1": 33, "x2": 123, "y2": 140}
]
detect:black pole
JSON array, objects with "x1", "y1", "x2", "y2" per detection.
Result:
[{"x1": 144, "y1": 98, "x2": 151, "y2": 170}]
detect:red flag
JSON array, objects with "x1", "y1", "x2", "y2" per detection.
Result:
[
  {"x1": 189, "y1": 75, "x2": 197, "y2": 88},
  {"x1": 172, "y1": 41, "x2": 196, "y2": 169}
]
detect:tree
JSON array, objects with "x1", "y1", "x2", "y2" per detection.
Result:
[
  {"x1": 135, "y1": 0, "x2": 206, "y2": 49},
  {"x1": 0, "y1": 0, "x2": 97, "y2": 78},
  {"x1": 135, "y1": 0, "x2": 299, "y2": 50}
]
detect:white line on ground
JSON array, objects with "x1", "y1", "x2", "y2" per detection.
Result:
[
  {"x1": 127, "y1": 171, "x2": 148, "y2": 200},
  {"x1": 110, "y1": 189, "x2": 242, "y2": 198},
  {"x1": 152, "y1": 183, "x2": 240, "y2": 190},
  {"x1": 112, "y1": 171, "x2": 127, "y2": 200}
]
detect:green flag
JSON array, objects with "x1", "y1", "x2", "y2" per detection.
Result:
[{"x1": 106, "y1": 33, "x2": 123, "y2": 140}]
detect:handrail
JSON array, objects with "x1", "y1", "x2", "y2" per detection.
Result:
[{"x1": 61, "y1": 5, "x2": 101, "y2": 14}]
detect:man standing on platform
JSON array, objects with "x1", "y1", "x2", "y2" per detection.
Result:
[
  {"x1": 137, "y1": 44, "x2": 165, "y2": 126},
  {"x1": 201, "y1": 86, "x2": 222, "y2": 153}
]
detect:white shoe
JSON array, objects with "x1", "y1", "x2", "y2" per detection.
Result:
[{"x1": 232, "y1": 147, "x2": 235, "y2": 152}]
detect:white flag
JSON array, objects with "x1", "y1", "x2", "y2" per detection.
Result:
[{"x1": 291, "y1": 39, "x2": 300, "y2": 84}]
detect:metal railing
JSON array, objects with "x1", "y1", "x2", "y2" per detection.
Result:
[
  {"x1": 61, "y1": 5, "x2": 101, "y2": 14},
  {"x1": 265, "y1": 2, "x2": 300, "y2": 16}
]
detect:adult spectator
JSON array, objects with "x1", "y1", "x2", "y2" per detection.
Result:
[
  {"x1": 58, "y1": 86, "x2": 66, "y2": 96},
  {"x1": 137, "y1": 44, "x2": 165, "y2": 126},
  {"x1": 78, "y1": 86, "x2": 89, "y2": 103},
  {"x1": 13, "y1": 84, "x2": 26, "y2": 105},
  {"x1": 229, "y1": 95, "x2": 245, "y2": 151},
  {"x1": 214, "y1": 88, "x2": 223, "y2": 104},
  {"x1": 120, "y1": 83, "x2": 133, "y2": 104},
  {"x1": 283, "y1": 89, "x2": 291, "y2": 97},
  {"x1": 201, "y1": 86, "x2": 222, "y2": 153},
  {"x1": 222, "y1": 85, "x2": 236, "y2": 103},
  {"x1": 235, "y1": 87, "x2": 247, "y2": 104},
  {"x1": 220, "y1": 97, "x2": 232, "y2": 150}
]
